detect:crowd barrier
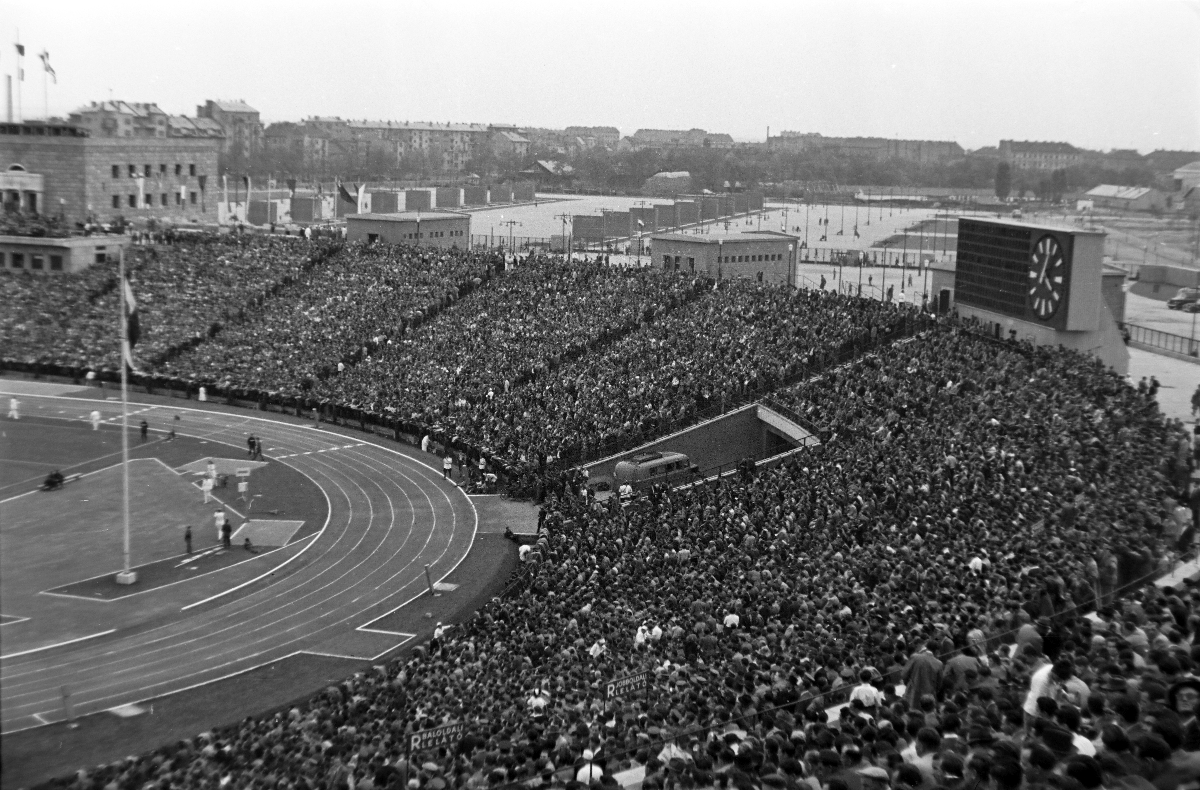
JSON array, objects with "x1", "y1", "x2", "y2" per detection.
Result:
[{"x1": 1120, "y1": 321, "x2": 1200, "y2": 358}]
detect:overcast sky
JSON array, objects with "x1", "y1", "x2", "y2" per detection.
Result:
[{"x1": 2, "y1": 0, "x2": 1198, "y2": 152}]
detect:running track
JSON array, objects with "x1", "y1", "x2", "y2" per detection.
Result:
[{"x1": 0, "y1": 389, "x2": 476, "y2": 734}]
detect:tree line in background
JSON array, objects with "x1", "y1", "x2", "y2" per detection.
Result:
[{"x1": 217, "y1": 136, "x2": 1158, "y2": 199}]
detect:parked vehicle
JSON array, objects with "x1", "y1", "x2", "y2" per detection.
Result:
[
  {"x1": 1167, "y1": 287, "x2": 1200, "y2": 309},
  {"x1": 613, "y1": 451, "x2": 698, "y2": 491}
]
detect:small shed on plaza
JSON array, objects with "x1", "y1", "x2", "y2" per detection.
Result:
[
  {"x1": 649, "y1": 231, "x2": 799, "y2": 285},
  {"x1": 345, "y1": 212, "x2": 470, "y2": 248}
]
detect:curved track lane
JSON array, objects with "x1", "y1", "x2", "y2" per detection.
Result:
[{"x1": 0, "y1": 393, "x2": 477, "y2": 733}]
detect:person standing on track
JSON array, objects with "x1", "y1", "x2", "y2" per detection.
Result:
[
  {"x1": 140, "y1": 419, "x2": 149, "y2": 442},
  {"x1": 90, "y1": 409, "x2": 102, "y2": 430},
  {"x1": 214, "y1": 507, "x2": 225, "y2": 542},
  {"x1": 221, "y1": 518, "x2": 233, "y2": 550},
  {"x1": 443, "y1": 452, "x2": 453, "y2": 480},
  {"x1": 184, "y1": 525, "x2": 193, "y2": 555},
  {"x1": 7, "y1": 397, "x2": 18, "y2": 419}
]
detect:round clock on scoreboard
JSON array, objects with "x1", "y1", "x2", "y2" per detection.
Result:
[{"x1": 1028, "y1": 234, "x2": 1066, "y2": 321}]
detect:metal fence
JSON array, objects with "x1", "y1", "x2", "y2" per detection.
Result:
[
  {"x1": 1120, "y1": 322, "x2": 1200, "y2": 357},
  {"x1": 470, "y1": 234, "x2": 554, "y2": 251}
]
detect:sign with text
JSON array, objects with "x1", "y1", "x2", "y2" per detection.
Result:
[
  {"x1": 606, "y1": 670, "x2": 650, "y2": 700},
  {"x1": 410, "y1": 722, "x2": 464, "y2": 752}
]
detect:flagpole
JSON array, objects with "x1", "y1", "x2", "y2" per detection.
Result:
[
  {"x1": 118, "y1": 245, "x2": 134, "y2": 583},
  {"x1": 15, "y1": 37, "x2": 23, "y2": 123}
]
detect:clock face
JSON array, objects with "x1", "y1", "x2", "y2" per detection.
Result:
[{"x1": 1028, "y1": 234, "x2": 1066, "y2": 321}]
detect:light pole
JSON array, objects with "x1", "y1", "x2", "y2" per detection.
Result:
[
  {"x1": 501, "y1": 219, "x2": 521, "y2": 252},
  {"x1": 717, "y1": 239, "x2": 723, "y2": 281},
  {"x1": 555, "y1": 212, "x2": 572, "y2": 261}
]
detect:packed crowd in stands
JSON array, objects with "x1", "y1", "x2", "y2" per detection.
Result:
[
  {"x1": 451, "y1": 284, "x2": 910, "y2": 483},
  {"x1": 313, "y1": 256, "x2": 704, "y2": 416},
  {"x1": 159, "y1": 243, "x2": 502, "y2": 392},
  {"x1": 1, "y1": 234, "x2": 339, "y2": 370},
  {"x1": 40, "y1": 311, "x2": 1200, "y2": 789}
]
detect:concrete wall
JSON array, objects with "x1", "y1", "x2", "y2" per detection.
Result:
[
  {"x1": 290, "y1": 196, "x2": 321, "y2": 222},
  {"x1": 676, "y1": 200, "x2": 699, "y2": 227},
  {"x1": 957, "y1": 302, "x2": 1129, "y2": 375},
  {"x1": 700, "y1": 197, "x2": 720, "y2": 221},
  {"x1": 1126, "y1": 263, "x2": 1200, "y2": 289},
  {"x1": 489, "y1": 186, "x2": 512, "y2": 203},
  {"x1": 247, "y1": 200, "x2": 271, "y2": 225},
  {"x1": 512, "y1": 182, "x2": 535, "y2": 202},
  {"x1": 654, "y1": 204, "x2": 676, "y2": 230},
  {"x1": 572, "y1": 215, "x2": 603, "y2": 243},
  {"x1": 435, "y1": 187, "x2": 461, "y2": 208},
  {"x1": 582, "y1": 405, "x2": 766, "y2": 486},
  {"x1": 0, "y1": 234, "x2": 129, "y2": 274},
  {"x1": 733, "y1": 193, "x2": 749, "y2": 213},
  {"x1": 463, "y1": 186, "x2": 488, "y2": 206},
  {"x1": 404, "y1": 190, "x2": 431, "y2": 211},
  {"x1": 629, "y1": 207, "x2": 655, "y2": 235},
  {"x1": 0, "y1": 132, "x2": 218, "y2": 224},
  {"x1": 346, "y1": 215, "x2": 470, "y2": 248},
  {"x1": 371, "y1": 191, "x2": 401, "y2": 213},
  {"x1": 603, "y1": 210, "x2": 630, "y2": 239},
  {"x1": 1102, "y1": 271, "x2": 1127, "y2": 325}
]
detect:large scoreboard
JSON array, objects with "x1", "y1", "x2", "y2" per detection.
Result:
[{"x1": 954, "y1": 218, "x2": 1102, "y2": 332}]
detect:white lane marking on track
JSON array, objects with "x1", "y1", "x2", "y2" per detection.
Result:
[
  {"x1": 1, "y1": 629, "x2": 118, "y2": 660},
  {"x1": 4, "y1": 444, "x2": 392, "y2": 693},
  {"x1": 5, "y1": 449, "x2": 428, "y2": 710},
  {"x1": 0, "y1": 394, "x2": 475, "y2": 725}
]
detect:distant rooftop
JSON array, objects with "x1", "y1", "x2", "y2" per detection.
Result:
[
  {"x1": 207, "y1": 99, "x2": 259, "y2": 114},
  {"x1": 168, "y1": 116, "x2": 225, "y2": 138},
  {"x1": 650, "y1": 231, "x2": 799, "y2": 244},
  {"x1": 347, "y1": 211, "x2": 469, "y2": 222},
  {"x1": 1002, "y1": 140, "x2": 1079, "y2": 154},
  {"x1": 71, "y1": 100, "x2": 166, "y2": 118},
  {"x1": 1085, "y1": 184, "x2": 1154, "y2": 200},
  {"x1": 344, "y1": 119, "x2": 489, "y2": 133}
]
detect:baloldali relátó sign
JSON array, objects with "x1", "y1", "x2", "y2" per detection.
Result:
[
  {"x1": 410, "y1": 721, "x2": 465, "y2": 752},
  {"x1": 606, "y1": 671, "x2": 650, "y2": 700}
]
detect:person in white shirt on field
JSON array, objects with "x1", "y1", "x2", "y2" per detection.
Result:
[{"x1": 7, "y1": 397, "x2": 19, "y2": 419}]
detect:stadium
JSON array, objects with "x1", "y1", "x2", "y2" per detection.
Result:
[{"x1": 3, "y1": 227, "x2": 1200, "y2": 790}]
